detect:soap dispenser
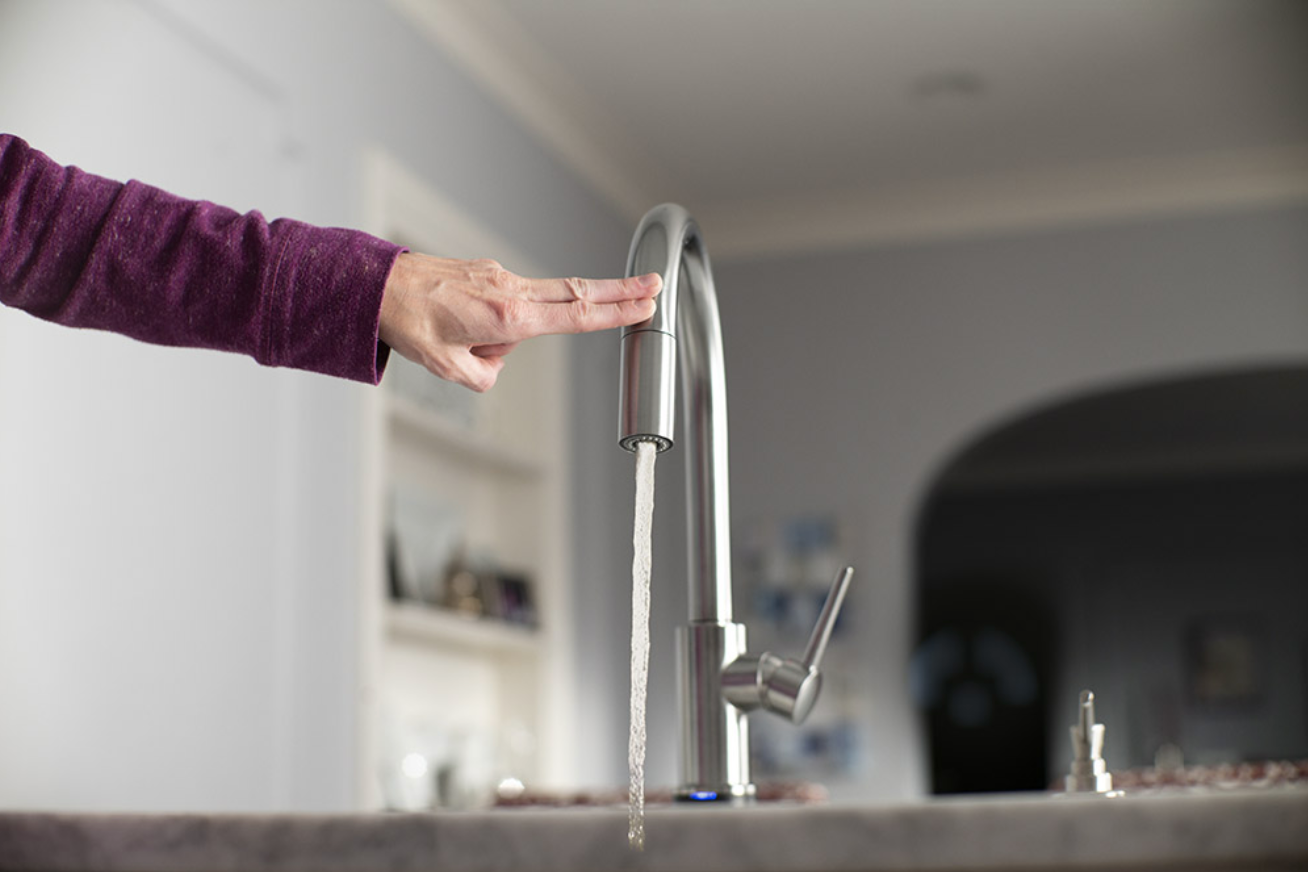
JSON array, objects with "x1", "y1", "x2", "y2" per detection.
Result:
[{"x1": 1063, "y1": 690, "x2": 1123, "y2": 796}]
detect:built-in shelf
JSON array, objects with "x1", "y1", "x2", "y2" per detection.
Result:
[
  {"x1": 385, "y1": 394, "x2": 542, "y2": 477},
  {"x1": 385, "y1": 601, "x2": 540, "y2": 655},
  {"x1": 359, "y1": 149, "x2": 573, "y2": 809}
]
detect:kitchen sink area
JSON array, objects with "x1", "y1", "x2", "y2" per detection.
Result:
[{"x1": 2, "y1": 7, "x2": 1306, "y2": 872}]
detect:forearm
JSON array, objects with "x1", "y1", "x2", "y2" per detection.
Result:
[{"x1": 0, "y1": 133, "x2": 403, "y2": 383}]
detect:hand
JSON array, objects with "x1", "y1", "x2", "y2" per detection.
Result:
[{"x1": 378, "y1": 253, "x2": 661, "y2": 392}]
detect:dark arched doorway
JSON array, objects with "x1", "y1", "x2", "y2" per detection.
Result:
[{"x1": 912, "y1": 365, "x2": 1308, "y2": 794}]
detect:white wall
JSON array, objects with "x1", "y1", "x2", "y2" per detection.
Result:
[
  {"x1": 0, "y1": 0, "x2": 627, "y2": 811},
  {"x1": 570, "y1": 202, "x2": 1308, "y2": 798}
]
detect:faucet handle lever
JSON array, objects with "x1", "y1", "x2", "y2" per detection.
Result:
[
  {"x1": 723, "y1": 566, "x2": 854, "y2": 725},
  {"x1": 802, "y1": 566, "x2": 854, "y2": 671}
]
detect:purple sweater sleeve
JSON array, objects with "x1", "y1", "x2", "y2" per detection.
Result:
[{"x1": 0, "y1": 133, "x2": 404, "y2": 384}]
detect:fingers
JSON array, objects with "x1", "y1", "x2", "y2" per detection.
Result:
[
  {"x1": 529, "y1": 295, "x2": 657, "y2": 336},
  {"x1": 378, "y1": 252, "x2": 664, "y2": 392},
  {"x1": 489, "y1": 278, "x2": 658, "y2": 341},
  {"x1": 482, "y1": 264, "x2": 660, "y2": 338},
  {"x1": 526, "y1": 272, "x2": 662, "y2": 304}
]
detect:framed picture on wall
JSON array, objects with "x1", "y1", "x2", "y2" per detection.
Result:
[{"x1": 1185, "y1": 615, "x2": 1264, "y2": 709}]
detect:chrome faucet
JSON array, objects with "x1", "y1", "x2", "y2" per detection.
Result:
[{"x1": 618, "y1": 203, "x2": 854, "y2": 802}]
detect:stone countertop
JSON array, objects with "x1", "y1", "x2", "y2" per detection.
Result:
[{"x1": 2, "y1": 788, "x2": 1306, "y2": 872}]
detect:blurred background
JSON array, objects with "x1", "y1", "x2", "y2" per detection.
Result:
[{"x1": 0, "y1": 0, "x2": 1305, "y2": 812}]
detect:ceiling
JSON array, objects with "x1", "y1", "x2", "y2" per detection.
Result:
[{"x1": 393, "y1": 0, "x2": 1308, "y2": 258}]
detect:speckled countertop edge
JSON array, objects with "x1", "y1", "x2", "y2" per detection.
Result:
[{"x1": 1, "y1": 787, "x2": 1306, "y2": 872}]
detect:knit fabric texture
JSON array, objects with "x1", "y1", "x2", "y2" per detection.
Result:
[{"x1": 0, "y1": 133, "x2": 403, "y2": 384}]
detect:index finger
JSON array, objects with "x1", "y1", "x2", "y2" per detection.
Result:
[{"x1": 525, "y1": 272, "x2": 661, "y2": 304}]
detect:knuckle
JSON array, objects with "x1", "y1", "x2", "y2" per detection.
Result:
[
  {"x1": 562, "y1": 276, "x2": 588, "y2": 301},
  {"x1": 485, "y1": 263, "x2": 519, "y2": 293},
  {"x1": 494, "y1": 296, "x2": 528, "y2": 330}
]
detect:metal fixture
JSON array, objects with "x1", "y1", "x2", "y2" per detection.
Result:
[
  {"x1": 618, "y1": 203, "x2": 854, "y2": 802},
  {"x1": 1064, "y1": 690, "x2": 1121, "y2": 795}
]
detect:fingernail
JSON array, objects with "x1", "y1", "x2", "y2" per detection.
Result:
[{"x1": 635, "y1": 272, "x2": 662, "y2": 292}]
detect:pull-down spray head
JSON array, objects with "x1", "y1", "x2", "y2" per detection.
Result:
[{"x1": 619, "y1": 203, "x2": 710, "y2": 454}]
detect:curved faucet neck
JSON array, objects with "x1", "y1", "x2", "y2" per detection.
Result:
[{"x1": 619, "y1": 203, "x2": 732, "y2": 623}]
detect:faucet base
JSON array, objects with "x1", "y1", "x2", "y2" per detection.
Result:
[
  {"x1": 673, "y1": 783, "x2": 756, "y2": 804},
  {"x1": 676, "y1": 622, "x2": 751, "y2": 799}
]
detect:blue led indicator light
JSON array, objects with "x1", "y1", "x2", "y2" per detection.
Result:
[{"x1": 689, "y1": 791, "x2": 718, "y2": 801}]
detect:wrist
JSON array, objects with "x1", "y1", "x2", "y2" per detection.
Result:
[{"x1": 378, "y1": 251, "x2": 414, "y2": 352}]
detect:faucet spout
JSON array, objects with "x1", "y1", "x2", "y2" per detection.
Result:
[
  {"x1": 616, "y1": 204, "x2": 853, "y2": 803},
  {"x1": 619, "y1": 203, "x2": 732, "y2": 624}
]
